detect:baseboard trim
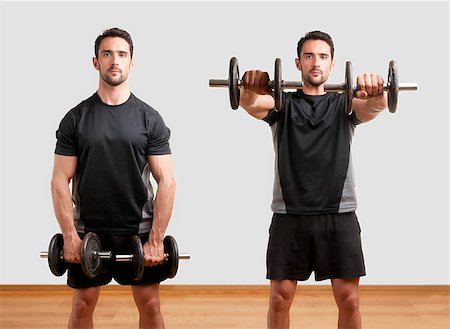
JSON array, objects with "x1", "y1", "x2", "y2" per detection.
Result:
[{"x1": 0, "y1": 284, "x2": 448, "y2": 293}]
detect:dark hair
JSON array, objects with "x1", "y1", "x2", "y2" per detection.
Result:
[
  {"x1": 297, "y1": 31, "x2": 334, "y2": 59},
  {"x1": 94, "y1": 28, "x2": 134, "y2": 59}
]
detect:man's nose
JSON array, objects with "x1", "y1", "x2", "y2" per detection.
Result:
[
  {"x1": 312, "y1": 56, "x2": 320, "y2": 67},
  {"x1": 110, "y1": 53, "x2": 119, "y2": 65}
]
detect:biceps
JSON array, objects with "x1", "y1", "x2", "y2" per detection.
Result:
[
  {"x1": 52, "y1": 155, "x2": 77, "y2": 181},
  {"x1": 148, "y1": 154, "x2": 174, "y2": 182}
]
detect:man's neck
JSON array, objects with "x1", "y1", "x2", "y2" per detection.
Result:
[
  {"x1": 97, "y1": 81, "x2": 131, "y2": 106},
  {"x1": 301, "y1": 81, "x2": 326, "y2": 96}
]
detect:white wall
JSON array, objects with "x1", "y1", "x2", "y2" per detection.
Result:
[{"x1": 0, "y1": 1, "x2": 448, "y2": 285}]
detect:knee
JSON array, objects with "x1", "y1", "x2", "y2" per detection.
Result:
[
  {"x1": 270, "y1": 291, "x2": 293, "y2": 313},
  {"x1": 338, "y1": 293, "x2": 360, "y2": 314},
  {"x1": 72, "y1": 297, "x2": 96, "y2": 317},
  {"x1": 136, "y1": 294, "x2": 161, "y2": 316}
]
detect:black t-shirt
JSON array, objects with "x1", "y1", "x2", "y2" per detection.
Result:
[
  {"x1": 55, "y1": 93, "x2": 171, "y2": 234},
  {"x1": 264, "y1": 90, "x2": 359, "y2": 215}
]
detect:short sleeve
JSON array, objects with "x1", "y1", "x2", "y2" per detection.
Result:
[
  {"x1": 55, "y1": 110, "x2": 78, "y2": 156},
  {"x1": 262, "y1": 108, "x2": 281, "y2": 126},
  {"x1": 146, "y1": 112, "x2": 171, "y2": 156},
  {"x1": 348, "y1": 111, "x2": 362, "y2": 126},
  {"x1": 262, "y1": 91, "x2": 284, "y2": 126}
]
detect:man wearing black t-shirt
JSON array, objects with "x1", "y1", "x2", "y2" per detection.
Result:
[
  {"x1": 51, "y1": 28, "x2": 175, "y2": 329},
  {"x1": 239, "y1": 31, "x2": 387, "y2": 329}
]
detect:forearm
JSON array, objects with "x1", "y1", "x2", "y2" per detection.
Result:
[
  {"x1": 367, "y1": 91, "x2": 388, "y2": 112},
  {"x1": 149, "y1": 176, "x2": 176, "y2": 245},
  {"x1": 240, "y1": 90, "x2": 275, "y2": 119},
  {"x1": 353, "y1": 92, "x2": 388, "y2": 122},
  {"x1": 50, "y1": 178, "x2": 77, "y2": 238}
]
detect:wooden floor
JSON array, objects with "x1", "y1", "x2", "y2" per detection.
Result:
[{"x1": 0, "y1": 285, "x2": 449, "y2": 328}]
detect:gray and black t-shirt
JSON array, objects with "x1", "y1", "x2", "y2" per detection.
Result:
[
  {"x1": 55, "y1": 92, "x2": 171, "y2": 235},
  {"x1": 263, "y1": 90, "x2": 359, "y2": 215}
]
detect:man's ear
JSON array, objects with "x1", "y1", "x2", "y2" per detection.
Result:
[
  {"x1": 295, "y1": 58, "x2": 302, "y2": 71},
  {"x1": 92, "y1": 57, "x2": 100, "y2": 70}
]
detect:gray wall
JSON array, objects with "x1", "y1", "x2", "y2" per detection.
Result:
[{"x1": 0, "y1": 1, "x2": 448, "y2": 285}]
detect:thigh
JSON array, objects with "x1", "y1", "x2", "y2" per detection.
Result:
[
  {"x1": 266, "y1": 213, "x2": 313, "y2": 281},
  {"x1": 131, "y1": 283, "x2": 161, "y2": 307},
  {"x1": 269, "y1": 279, "x2": 297, "y2": 303},
  {"x1": 113, "y1": 234, "x2": 168, "y2": 286},
  {"x1": 313, "y1": 212, "x2": 366, "y2": 281},
  {"x1": 67, "y1": 233, "x2": 113, "y2": 289},
  {"x1": 71, "y1": 286, "x2": 102, "y2": 309},
  {"x1": 331, "y1": 278, "x2": 360, "y2": 306}
]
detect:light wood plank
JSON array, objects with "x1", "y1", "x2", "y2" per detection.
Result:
[{"x1": 1, "y1": 285, "x2": 448, "y2": 328}]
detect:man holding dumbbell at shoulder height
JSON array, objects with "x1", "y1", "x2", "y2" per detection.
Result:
[
  {"x1": 240, "y1": 31, "x2": 387, "y2": 329},
  {"x1": 51, "y1": 27, "x2": 175, "y2": 329}
]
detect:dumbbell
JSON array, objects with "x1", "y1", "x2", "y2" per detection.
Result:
[
  {"x1": 209, "y1": 57, "x2": 418, "y2": 113},
  {"x1": 40, "y1": 232, "x2": 190, "y2": 280}
]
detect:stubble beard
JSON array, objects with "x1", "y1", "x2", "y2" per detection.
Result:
[
  {"x1": 303, "y1": 71, "x2": 329, "y2": 87},
  {"x1": 100, "y1": 67, "x2": 128, "y2": 87}
]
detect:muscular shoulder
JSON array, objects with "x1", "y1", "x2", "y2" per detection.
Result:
[
  {"x1": 62, "y1": 93, "x2": 98, "y2": 121},
  {"x1": 129, "y1": 94, "x2": 167, "y2": 121},
  {"x1": 130, "y1": 94, "x2": 157, "y2": 113}
]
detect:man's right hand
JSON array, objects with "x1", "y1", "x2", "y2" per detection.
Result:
[
  {"x1": 239, "y1": 70, "x2": 271, "y2": 108},
  {"x1": 63, "y1": 233, "x2": 82, "y2": 263},
  {"x1": 242, "y1": 70, "x2": 271, "y2": 95},
  {"x1": 239, "y1": 70, "x2": 276, "y2": 119}
]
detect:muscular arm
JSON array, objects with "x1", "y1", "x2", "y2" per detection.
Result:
[
  {"x1": 50, "y1": 154, "x2": 81, "y2": 262},
  {"x1": 239, "y1": 70, "x2": 275, "y2": 120},
  {"x1": 352, "y1": 92, "x2": 388, "y2": 123},
  {"x1": 352, "y1": 73, "x2": 388, "y2": 123},
  {"x1": 144, "y1": 154, "x2": 176, "y2": 265}
]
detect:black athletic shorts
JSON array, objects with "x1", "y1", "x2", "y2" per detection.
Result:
[
  {"x1": 67, "y1": 232, "x2": 167, "y2": 289},
  {"x1": 266, "y1": 212, "x2": 366, "y2": 281}
]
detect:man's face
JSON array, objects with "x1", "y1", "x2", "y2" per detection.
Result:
[
  {"x1": 295, "y1": 39, "x2": 334, "y2": 87},
  {"x1": 93, "y1": 37, "x2": 133, "y2": 87}
]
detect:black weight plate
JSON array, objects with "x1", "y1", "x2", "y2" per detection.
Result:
[
  {"x1": 345, "y1": 61, "x2": 353, "y2": 114},
  {"x1": 48, "y1": 233, "x2": 67, "y2": 276},
  {"x1": 229, "y1": 57, "x2": 240, "y2": 110},
  {"x1": 274, "y1": 58, "x2": 282, "y2": 112},
  {"x1": 130, "y1": 235, "x2": 144, "y2": 280},
  {"x1": 80, "y1": 232, "x2": 102, "y2": 278},
  {"x1": 388, "y1": 60, "x2": 399, "y2": 113},
  {"x1": 163, "y1": 236, "x2": 179, "y2": 279}
]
